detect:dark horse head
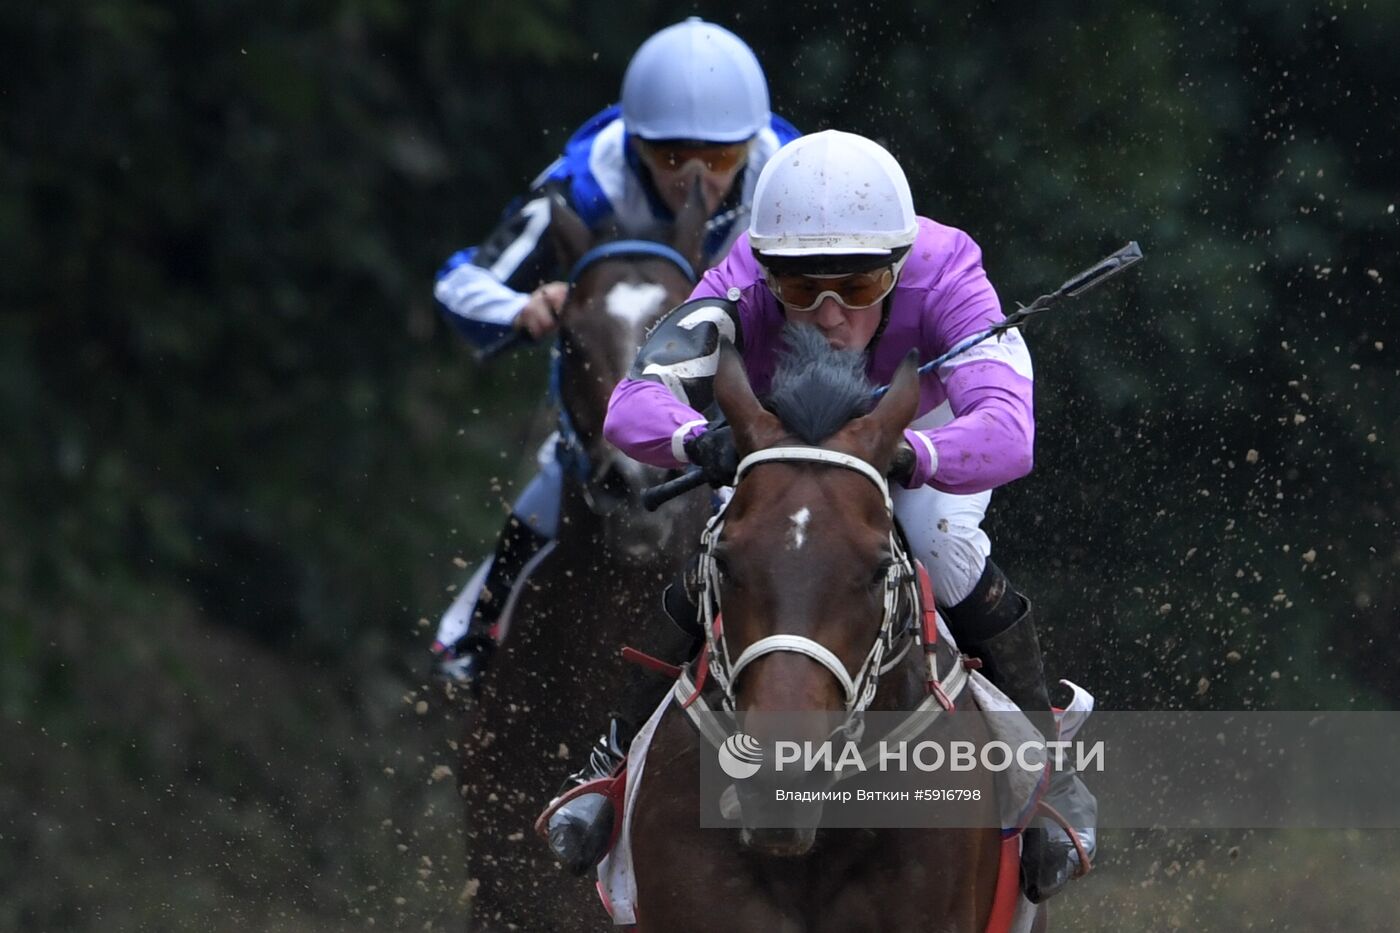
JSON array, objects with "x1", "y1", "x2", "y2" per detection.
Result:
[
  {"x1": 707, "y1": 326, "x2": 922, "y2": 855},
  {"x1": 546, "y1": 190, "x2": 708, "y2": 561}
]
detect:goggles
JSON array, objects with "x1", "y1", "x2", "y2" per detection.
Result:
[
  {"x1": 763, "y1": 255, "x2": 907, "y2": 312},
  {"x1": 636, "y1": 138, "x2": 751, "y2": 174}
]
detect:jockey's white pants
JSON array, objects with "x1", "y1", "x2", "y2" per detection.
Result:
[
  {"x1": 514, "y1": 435, "x2": 564, "y2": 538},
  {"x1": 890, "y1": 404, "x2": 993, "y2": 607}
]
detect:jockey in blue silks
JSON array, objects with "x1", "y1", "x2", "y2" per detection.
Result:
[{"x1": 430, "y1": 18, "x2": 800, "y2": 683}]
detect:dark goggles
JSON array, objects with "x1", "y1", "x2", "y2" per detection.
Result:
[
  {"x1": 763, "y1": 259, "x2": 905, "y2": 312},
  {"x1": 636, "y1": 138, "x2": 751, "y2": 174}
]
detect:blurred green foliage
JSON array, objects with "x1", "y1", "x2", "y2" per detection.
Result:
[{"x1": 1, "y1": 0, "x2": 1397, "y2": 928}]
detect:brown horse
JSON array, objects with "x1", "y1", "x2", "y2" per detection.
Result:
[
  {"x1": 458, "y1": 198, "x2": 712, "y2": 931},
  {"x1": 627, "y1": 336, "x2": 1009, "y2": 932}
]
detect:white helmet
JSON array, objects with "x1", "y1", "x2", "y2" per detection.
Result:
[
  {"x1": 748, "y1": 130, "x2": 919, "y2": 257},
  {"x1": 621, "y1": 18, "x2": 770, "y2": 143}
]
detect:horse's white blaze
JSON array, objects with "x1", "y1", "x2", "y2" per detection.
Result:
[
  {"x1": 605, "y1": 281, "x2": 669, "y2": 397},
  {"x1": 605, "y1": 281, "x2": 668, "y2": 327},
  {"x1": 789, "y1": 506, "x2": 811, "y2": 550}
]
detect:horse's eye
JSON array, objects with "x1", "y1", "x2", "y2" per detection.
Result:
[
  {"x1": 712, "y1": 554, "x2": 735, "y2": 585},
  {"x1": 870, "y1": 559, "x2": 894, "y2": 588}
]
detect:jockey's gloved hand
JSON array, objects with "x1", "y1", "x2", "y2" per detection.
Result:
[
  {"x1": 683, "y1": 425, "x2": 739, "y2": 488},
  {"x1": 888, "y1": 439, "x2": 917, "y2": 487}
]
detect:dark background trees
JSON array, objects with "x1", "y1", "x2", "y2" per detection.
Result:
[{"x1": 2, "y1": 0, "x2": 1396, "y2": 928}]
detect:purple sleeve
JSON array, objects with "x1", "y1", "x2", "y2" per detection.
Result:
[
  {"x1": 902, "y1": 232, "x2": 1036, "y2": 494},
  {"x1": 903, "y1": 364, "x2": 1035, "y2": 493},
  {"x1": 604, "y1": 379, "x2": 707, "y2": 469}
]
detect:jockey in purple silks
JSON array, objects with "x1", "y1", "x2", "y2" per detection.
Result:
[
  {"x1": 545, "y1": 130, "x2": 1098, "y2": 903},
  {"x1": 429, "y1": 19, "x2": 799, "y2": 684}
]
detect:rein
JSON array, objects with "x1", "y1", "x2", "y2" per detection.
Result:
[
  {"x1": 567, "y1": 240, "x2": 696, "y2": 288},
  {"x1": 674, "y1": 446, "x2": 969, "y2": 748}
]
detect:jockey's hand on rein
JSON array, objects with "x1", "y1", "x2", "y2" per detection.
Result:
[
  {"x1": 683, "y1": 425, "x2": 739, "y2": 488},
  {"x1": 888, "y1": 439, "x2": 917, "y2": 488},
  {"x1": 515, "y1": 282, "x2": 567, "y2": 339}
]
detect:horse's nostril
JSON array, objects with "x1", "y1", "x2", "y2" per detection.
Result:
[
  {"x1": 739, "y1": 825, "x2": 818, "y2": 858},
  {"x1": 602, "y1": 466, "x2": 630, "y2": 497}
]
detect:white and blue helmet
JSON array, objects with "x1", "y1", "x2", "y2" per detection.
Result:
[{"x1": 621, "y1": 18, "x2": 770, "y2": 143}]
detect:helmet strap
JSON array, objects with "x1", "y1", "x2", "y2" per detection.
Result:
[{"x1": 864, "y1": 295, "x2": 895, "y2": 356}]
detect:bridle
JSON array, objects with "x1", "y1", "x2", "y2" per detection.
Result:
[
  {"x1": 552, "y1": 240, "x2": 697, "y2": 514},
  {"x1": 705, "y1": 448, "x2": 911, "y2": 714},
  {"x1": 566, "y1": 241, "x2": 696, "y2": 286},
  {"x1": 674, "y1": 446, "x2": 970, "y2": 750}
]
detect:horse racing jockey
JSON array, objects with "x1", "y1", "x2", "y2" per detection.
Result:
[
  {"x1": 429, "y1": 18, "x2": 800, "y2": 682},
  {"x1": 545, "y1": 130, "x2": 1098, "y2": 903}
]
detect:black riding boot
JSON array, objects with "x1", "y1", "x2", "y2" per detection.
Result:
[
  {"x1": 944, "y1": 560, "x2": 1098, "y2": 904},
  {"x1": 434, "y1": 514, "x2": 550, "y2": 687},
  {"x1": 546, "y1": 568, "x2": 704, "y2": 875}
]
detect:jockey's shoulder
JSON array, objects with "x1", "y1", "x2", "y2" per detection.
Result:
[
  {"x1": 526, "y1": 105, "x2": 624, "y2": 189},
  {"x1": 567, "y1": 104, "x2": 626, "y2": 151},
  {"x1": 767, "y1": 113, "x2": 802, "y2": 145},
  {"x1": 900, "y1": 217, "x2": 992, "y2": 284}
]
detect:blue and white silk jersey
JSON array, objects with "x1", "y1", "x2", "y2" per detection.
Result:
[{"x1": 433, "y1": 104, "x2": 800, "y2": 346}]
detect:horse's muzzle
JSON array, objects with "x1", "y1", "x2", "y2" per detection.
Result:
[{"x1": 734, "y1": 778, "x2": 824, "y2": 858}]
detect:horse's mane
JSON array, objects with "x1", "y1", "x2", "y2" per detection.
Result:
[{"x1": 763, "y1": 324, "x2": 874, "y2": 444}]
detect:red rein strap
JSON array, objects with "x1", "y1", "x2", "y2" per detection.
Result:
[
  {"x1": 681, "y1": 614, "x2": 720, "y2": 709},
  {"x1": 681, "y1": 649, "x2": 710, "y2": 709},
  {"x1": 620, "y1": 646, "x2": 683, "y2": 680},
  {"x1": 916, "y1": 562, "x2": 939, "y2": 649},
  {"x1": 620, "y1": 611, "x2": 726, "y2": 691},
  {"x1": 915, "y1": 563, "x2": 955, "y2": 711}
]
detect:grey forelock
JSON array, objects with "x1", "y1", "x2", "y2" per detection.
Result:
[{"x1": 763, "y1": 324, "x2": 873, "y2": 445}]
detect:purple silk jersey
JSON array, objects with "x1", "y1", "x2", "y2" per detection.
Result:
[{"x1": 604, "y1": 217, "x2": 1035, "y2": 495}]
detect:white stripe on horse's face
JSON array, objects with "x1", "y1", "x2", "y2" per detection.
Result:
[
  {"x1": 789, "y1": 506, "x2": 811, "y2": 550},
  {"x1": 606, "y1": 281, "x2": 670, "y2": 375},
  {"x1": 605, "y1": 281, "x2": 669, "y2": 328}
]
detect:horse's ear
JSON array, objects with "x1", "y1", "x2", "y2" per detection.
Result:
[
  {"x1": 841, "y1": 351, "x2": 921, "y2": 471},
  {"x1": 549, "y1": 193, "x2": 593, "y2": 273},
  {"x1": 671, "y1": 177, "x2": 708, "y2": 274},
  {"x1": 714, "y1": 340, "x2": 784, "y2": 456}
]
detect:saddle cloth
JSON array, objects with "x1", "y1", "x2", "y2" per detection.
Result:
[{"x1": 596, "y1": 683, "x2": 673, "y2": 927}]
